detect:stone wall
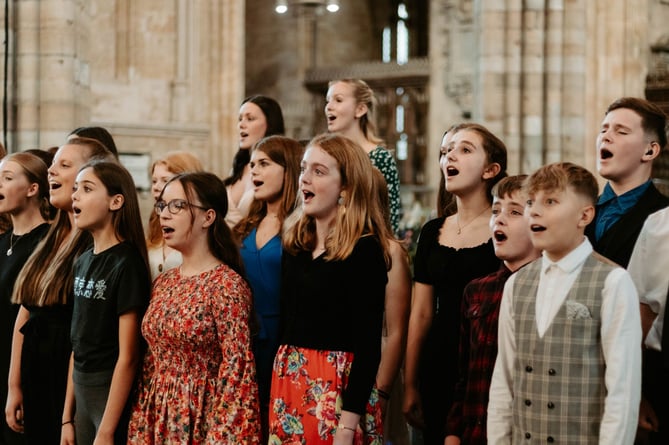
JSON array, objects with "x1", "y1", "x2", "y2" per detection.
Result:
[{"x1": 1, "y1": 0, "x2": 668, "y2": 219}]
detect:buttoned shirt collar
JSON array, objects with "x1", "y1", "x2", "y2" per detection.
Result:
[{"x1": 541, "y1": 237, "x2": 593, "y2": 275}]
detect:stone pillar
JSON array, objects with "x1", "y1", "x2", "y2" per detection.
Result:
[
  {"x1": 209, "y1": 0, "x2": 245, "y2": 177},
  {"x1": 11, "y1": 0, "x2": 89, "y2": 151},
  {"x1": 474, "y1": 0, "x2": 649, "y2": 175}
]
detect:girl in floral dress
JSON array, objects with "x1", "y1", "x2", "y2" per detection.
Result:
[{"x1": 128, "y1": 172, "x2": 260, "y2": 444}]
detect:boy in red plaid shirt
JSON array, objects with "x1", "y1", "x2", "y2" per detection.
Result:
[{"x1": 445, "y1": 175, "x2": 540, "y2": 445}]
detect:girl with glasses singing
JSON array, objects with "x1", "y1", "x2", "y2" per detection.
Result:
[{"x1": 128, "y1": 172, "x2": 261, "y2": 444}]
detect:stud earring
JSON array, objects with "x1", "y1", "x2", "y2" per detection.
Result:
[{"x1": 337, "y1": 196, "x2": 344, "y2": 206}]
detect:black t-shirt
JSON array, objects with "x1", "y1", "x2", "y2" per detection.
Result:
[
  {"x1": 71, "y1": 241, "x2": 150, "y2": 374},
  {"x1": 0, "y1": 223, "x2": 50, "y2": 399}
]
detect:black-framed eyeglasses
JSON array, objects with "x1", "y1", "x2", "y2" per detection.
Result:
[{"x1": 154, "y1": 199, "x2": 208, "y2": 215}]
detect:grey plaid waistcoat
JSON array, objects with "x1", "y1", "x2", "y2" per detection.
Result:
[{"x1": 511, "y1": 254, "x2": 614, "y2": 444}]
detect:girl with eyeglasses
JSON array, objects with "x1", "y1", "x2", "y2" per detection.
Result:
[
  {"x1": 128, "y1": 172, "x2": 260, "y2": 444},
  {"x1": 146, "y1": 151, "x2": 203, "y2": 280}
]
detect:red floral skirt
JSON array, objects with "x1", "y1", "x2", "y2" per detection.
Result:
[{"x1": 267, "y1": 345, "x2": 383, "y2": 445}]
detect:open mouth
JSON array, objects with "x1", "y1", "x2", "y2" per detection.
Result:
[
  {"x1": 253, "y1": 180, "x2": 264, "y2": 187},
  {"x1": 0, "y1": 193, "x2": 5, "y2": 200},
  {"x1": 327, "y1": 115, "x2": 336, "y2": 122},
  {"x1": 302, "y1": 190, "x2": 314, "y2": 202},
  {"x1": 240, "y1": 132, "x2": 249, "y2": 138},
  {"x1": 493, "y1": 231, "x2": 507, "y2": 242},
  {"x1": 162, "y1": 226, "x2": 175, "y2": 234},
  {"x1": 530, "y1": 224, "x2": 546, "y2": 232},
  {"x1": 600, "y1": 148, "x2": 613, "y2": 160},
  {"x1": 50, "y1": 182, "x2": 62, "y2": 190},
  {"x1": 446, "y1": 166, "x2": 459, "y2": 177},
  {"x1": 73, "y1": 206, "x2": 82, "y2": 215}
]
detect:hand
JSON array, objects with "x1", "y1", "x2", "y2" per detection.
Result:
[
  {"x1": 445, "y1": 435, "x2": 461, "y2": 445},
  {"x1": 60, "y1": 422, "x2": 75, "y2": 445},
  {"x1": 5, "y1": 386, "x2": 24, "y2": 433},
  {"x1": 92, "y1": 430, "x2": 115, "y2": 445},
  {"x1": 637, "y1": 397, "x2": 659, "y2": 432},
  {"x1": 402, "y1": 385, "x2": 425, "y2": 429}
]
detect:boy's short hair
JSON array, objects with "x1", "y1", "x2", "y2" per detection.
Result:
[
  {"x1": 606, "y1": 97, "x2": 668, "y2": 150},
  {"x1": 525, "y1": 162, "x2": 599, "y2": 205},
  {"x1": 492, "y1": 174, "x2": 528, "y2": 200}
]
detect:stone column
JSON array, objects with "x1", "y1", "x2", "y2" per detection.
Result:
[
  {"x1": 10, "y1": 0, "x2": 89, "y2": 150},
  {"x1": 474, "y1": 0, "x2": 649, "y2": 175},
  {"x1": 209, "y1": 0, "x2": 245, "y2": 177}
]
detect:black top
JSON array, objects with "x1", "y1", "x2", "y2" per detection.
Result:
[
  {"x1": 0, "y1": 223, "x2": 49, "y2": 405},
  {"x1": 412, "y1": 216, "x2": 500, "y2": 435},
  {"x1": 71, "y1": 241, "x2": 150, "y2": 374},
  {"x1": 279, "y1": 235, "x2": 387, "y2": 414}
]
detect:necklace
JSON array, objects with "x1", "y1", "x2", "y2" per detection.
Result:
[
  {"x1": 6, "y1": 233, "x2": 24, "y2": 256},
  {"x1": 158, "y1": 243, "x2": 167, "y2": 273},
  {"x1": 455, "y1": 205, "x2": 491, "y2": 235}
]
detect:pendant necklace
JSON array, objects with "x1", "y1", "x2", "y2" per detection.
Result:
[
  {"x1": 158, "y1": 243, "x2": 167, "y2": 273},
  {"x1": 455, "y1": 205, "x2": 491, "y2": 235},
  {"x1": 6, "y1": 233, "x2": 24, "y2": 256}
]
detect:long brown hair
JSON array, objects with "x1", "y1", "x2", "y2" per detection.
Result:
[
  {"x1": 80, "y1": 160, "x2": 150, "y2": 274},
  {"x1": 437, "y1": 123, "x2": 508, "y2": 216},
  {"x1": 233, "y1": 135, "x2": 304, "y2": 241},
  {"x1": 165, "y1": 172, "x2": 247, "y2": 279}
]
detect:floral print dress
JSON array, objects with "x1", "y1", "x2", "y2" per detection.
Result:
[
  {"x1": 369, "y1": 146, "x2": 401, "y2": 234},
  {"x1": 128, "y1": 264, "x2": 260, "y2": 444}
]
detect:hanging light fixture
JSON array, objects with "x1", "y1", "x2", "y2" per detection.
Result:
[
  {"x1": 275, "y1": 0, "x2": 288, "y2": 14},
  {"x1": 326, "y1": 0, "x2": 339, "y2": 13},
  {"x1": 274, "y1": 0, "x2": 340, "y2": 14}
]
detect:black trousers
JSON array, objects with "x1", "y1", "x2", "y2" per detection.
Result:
[{"x1": 637, "y1": 350, "x2": 669, "y2": 445}]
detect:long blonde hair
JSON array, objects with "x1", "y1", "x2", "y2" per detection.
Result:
[
  {"x1": 329, "y1": 78, "x2": 384, "y2": 146},
  {"x1": 283, "y1": 133, "x2": 390, "y2": 266}
]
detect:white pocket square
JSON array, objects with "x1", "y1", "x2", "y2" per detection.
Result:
[{"x1": 566, "y1": 301, "x2": 592, "y2": 320}]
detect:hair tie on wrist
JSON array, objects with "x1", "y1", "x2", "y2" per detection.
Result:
[
  {"x1": 377, "y1": 388, "x2": 390, "y2": 400},
  {"x1": 62, "y1": 420, "x2": 74, "y2": 426},
  {"x1": 339, "y1": 424, "x2": 356, "y2": 432}
]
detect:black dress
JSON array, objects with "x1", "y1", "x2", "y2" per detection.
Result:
[
  {"x1": 412, "y1": 217, "x2": 500, "y2": 445},
  {"x1": 0, "y1": 223, "x2": 49, "y2": 445}
]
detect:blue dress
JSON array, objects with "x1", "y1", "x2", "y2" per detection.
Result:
[{"x1": 240, "y1": 228, "x2": 282, "y2": 415}]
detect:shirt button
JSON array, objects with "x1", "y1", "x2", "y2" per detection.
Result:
[
  {"x1": 548, "y1": 368, "x2": 556, "y2": 376},
  {"x1": 547, "y1": 402, "x2": 555, "y2": 409},
  {"x1": 525, "y1": 365, "x2": 533, "y2": 372},
  {"x1": 525, "y1": 399, "x2": 532, "y2": 406}
]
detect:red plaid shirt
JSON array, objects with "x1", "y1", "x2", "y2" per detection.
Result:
[{"x1": 445, "y1": 264, "x2": 513, "y2": 444}]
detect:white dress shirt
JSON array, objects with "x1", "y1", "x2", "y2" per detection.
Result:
[
  {"x1": 487, "y1": 238, "x2": 642, "y2": 445},
  {"x1": 627, "y1": 207, "x2": 669, "y2": 351}
]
